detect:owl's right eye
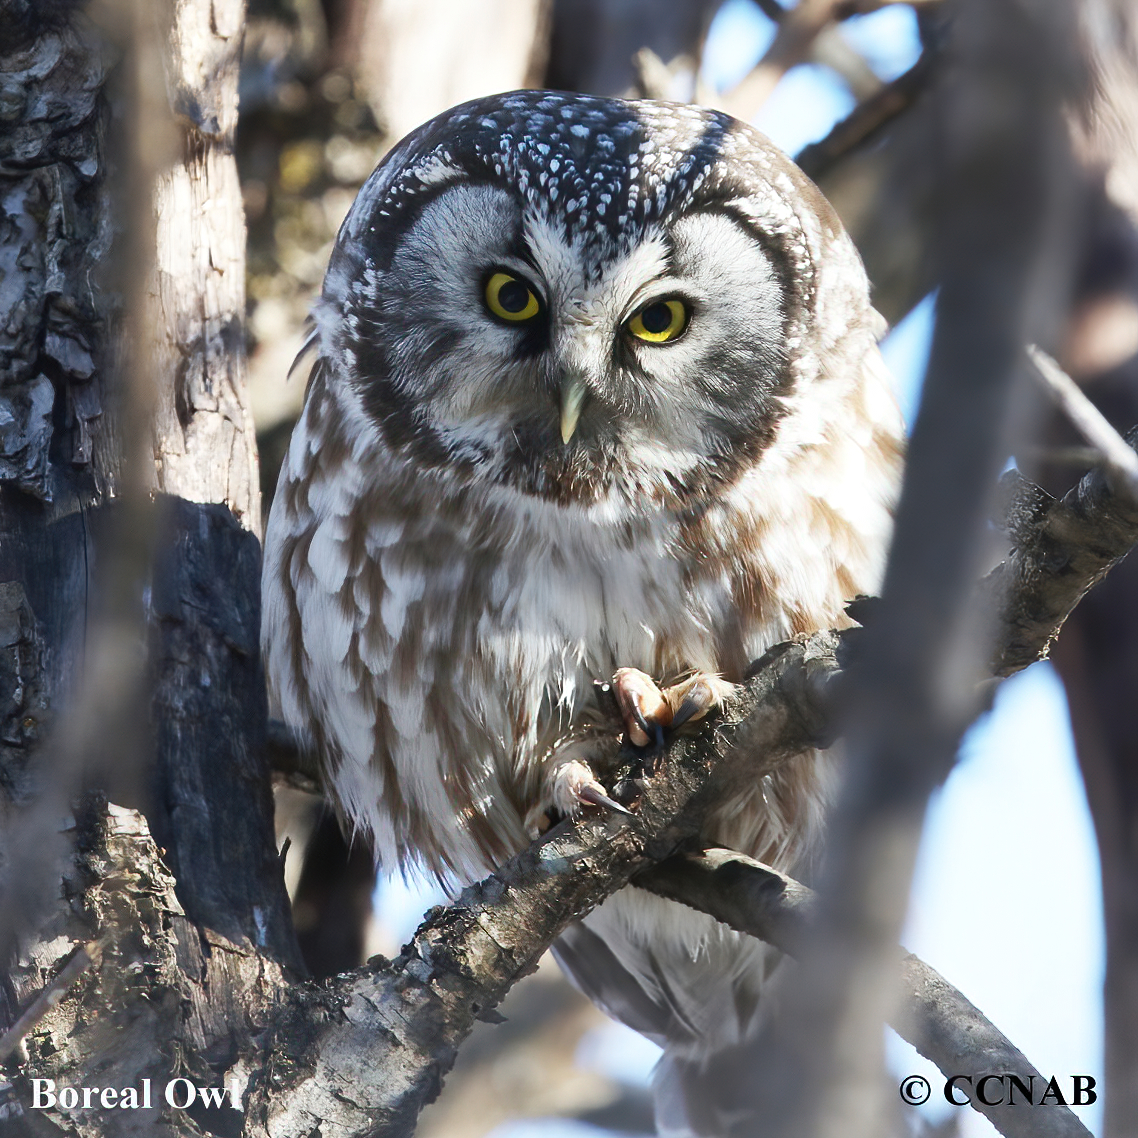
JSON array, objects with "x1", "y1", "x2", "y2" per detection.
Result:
[{"x1": 484, "y1": 271, "x2": 541, "y2": 323}]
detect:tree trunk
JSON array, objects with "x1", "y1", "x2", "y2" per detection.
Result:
[{"x1": 1, "y1": 3, "x2": 298, "y2": 1135}]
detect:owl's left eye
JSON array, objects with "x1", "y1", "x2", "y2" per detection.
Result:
[
  {"x1": 627, "y1": 299, "x2": 688, "y2": 344},
  {"x1": 484, "y1": 271, "x2": 541, "y2": 323}
]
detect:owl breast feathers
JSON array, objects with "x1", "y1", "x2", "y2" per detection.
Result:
[{"x1": 261, "y1": 90, "x2": 902, "y2": 1135}]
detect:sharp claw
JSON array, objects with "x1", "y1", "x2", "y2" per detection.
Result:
[
  {"x1": 630, "y1": 702, "x2": 652, "y2": 737},
  {"x1": 670, "y1": 695, "x2": 702, "y2": 729},
  {"x1": 613, "y1": 668, "x2": 670, "y2": 748},
  {"x1": 670, "y1": 680, "x2": 713, "y2": 729},
  {"x1": 577, "y1": 783, "x2": 635, "y2": 816}
]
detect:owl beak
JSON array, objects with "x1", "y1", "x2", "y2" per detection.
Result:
[{"x1": 560, "y1": 375, "x2": 587, "y2": 444}]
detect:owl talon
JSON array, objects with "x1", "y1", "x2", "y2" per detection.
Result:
[
  {"x1": 613, "y1": 667, "x2": 672, "y2": 748},
  {"x1": 577, "y1": 782, "x2": 635, "y2": 816},
  {"x1": 527, "y1": 759, "x2": 633, "y2": 837},
  {"x1": 669, "y1": 678, "x2": 717, "y2": 728},
  {"x1": 625, "y1": 701, "x2": 665, "y2": 754},
  {"x1": 611, "y1": 668, "x2": 735, "y2": 759},
  {"x1": 665, "y1": 673, "x2": 738, "y2": 728},
  {"x1": 628, "y1": 702, "x2": 652, "y2": 740}
]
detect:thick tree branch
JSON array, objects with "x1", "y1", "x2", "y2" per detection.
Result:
[
  {"x1": 249, "y1": 631, "x2": 835, "y2": 1136},
  {"x1": 987, "y1": 449, "x2": 1138, "y2": 677},
  {"x1": 255, "y1": 444, "x2": 1138, "y2": 1138}
]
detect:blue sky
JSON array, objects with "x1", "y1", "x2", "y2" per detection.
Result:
[{"x1": 373, "y1": 6, "x2": 1106, "y2": 1135}]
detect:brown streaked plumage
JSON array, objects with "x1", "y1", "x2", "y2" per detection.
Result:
[{"x1": 261, "y1": 91, "x2": 903, "y2": 1137}]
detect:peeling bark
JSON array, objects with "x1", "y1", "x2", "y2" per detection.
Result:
[{"x1": 4, "y1": 798, "x2": 289, "y2": 1138}]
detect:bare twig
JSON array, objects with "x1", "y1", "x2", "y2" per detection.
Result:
[
  {"x1": 1016, "y1": 444, "x2": 1104, "y2": 467},
  {"x1": 637, "y1": 850, "x2": 1091, "y2": 1138},
  {"x1": 0, "y1": 938, "x2": 108, "y2": 1064},
  {"x1": 721, "y1": 0, "x2": 853, "y2": 120},
  {"x1": 1027, "y1": 343, "x2": 1138, "y2": 499},
  {"x1": 811, "y1": 24, "x2": 883, "y2": 101},
  {"x1": 796, "y1": 54, "x2": 930, "y2": 177},
  {"x1": 717, "y1": 0, "x2": 936, "y2": 123}
]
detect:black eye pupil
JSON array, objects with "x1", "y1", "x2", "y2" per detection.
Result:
[
  {"x1": 640, "y1": 303, "x2": 672, "y2": 334},
  {"x1": 497, "y1": 280, "x2": 530, "y2": 313}
]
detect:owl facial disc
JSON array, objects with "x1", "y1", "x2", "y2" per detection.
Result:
[{"x1": 316, "y1": 90, "x2": 840, "y2": 506}]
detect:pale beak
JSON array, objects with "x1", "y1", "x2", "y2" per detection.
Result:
[{"x1": 560, "y1": 375, "x2": 588, "y2": 444}]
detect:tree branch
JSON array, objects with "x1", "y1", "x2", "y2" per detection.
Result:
[
  {"x1": 795, "y1": 54, "x2": 931, "y2": 181},
  {"x1": 720, "y1": 0, "x2": 860, "y2": 120},
  {"x1": 255, "y1": 445, "x2": 1138, "y2": 1138},
  {"x1": 636, "y1": 849, "x2": 1092, "y2": 1138},
  {"x1": 0, "y1": 937, "x2": 108, "y2": 1065},
  {"x1": 1026, "y1": 344, "x2": 1138, "y2": 498},
  {"x1": 249, "y1": 629, "x2": 835, "y2": 1136},
  {"x1": 987, "y1": 448, "x2": 1138, "y2": 677}
]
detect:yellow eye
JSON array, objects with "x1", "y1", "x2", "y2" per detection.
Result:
[
  {"x1": 627, "y1": 299, "x2": 688, "y2": 344},
  {"x1": 484, "y1": 271, "x2": 541, "y2": 322}
]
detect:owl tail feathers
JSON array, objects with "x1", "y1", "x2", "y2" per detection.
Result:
[
  {"x1": 652, "y1": 1045, "x2": 771, "y2": 1138},
  {"x1": 554, "y1": 918, "x2": 787, "y2": 1138}
]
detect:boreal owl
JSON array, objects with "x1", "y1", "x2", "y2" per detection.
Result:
[{"x1": 261, "y1": 90, "x2": 902, "y2": 1137}]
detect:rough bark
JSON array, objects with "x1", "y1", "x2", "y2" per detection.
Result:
[
  {"x1": 3, "y1": 797, "x2": 290, "y2": 1138},
  {"x1": 2, "y1": 496, "x2": 301, "y2": 1138},
  {"x1": 989, "y1": 460, "x2": 1138, "y2": 676},
  {"x1": 0, "y1": 1, "x2": 122, "y2": 999},
  {"x1": 149, "y1": 0, "x2": 260, "y2": 531},
  {"x1": 0, "y1": 3, "x2": 119, "y2": 502},
  {"x1": 244, "y1": 448, "x2": 1138, "y2": 1138},
  {"x1": 0, "y1": 1, "x2": 120, "y2": 759},
  {"x1": 1, "y1": 5, "x2": 297, "y2": 1136},
  {"x1": 146, "y1": 495, "x2": 299, "y2": 963}
]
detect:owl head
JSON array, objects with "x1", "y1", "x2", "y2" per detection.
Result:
[{"x1": 312, "y1": 91, "x2": 879, "y2": 508}]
